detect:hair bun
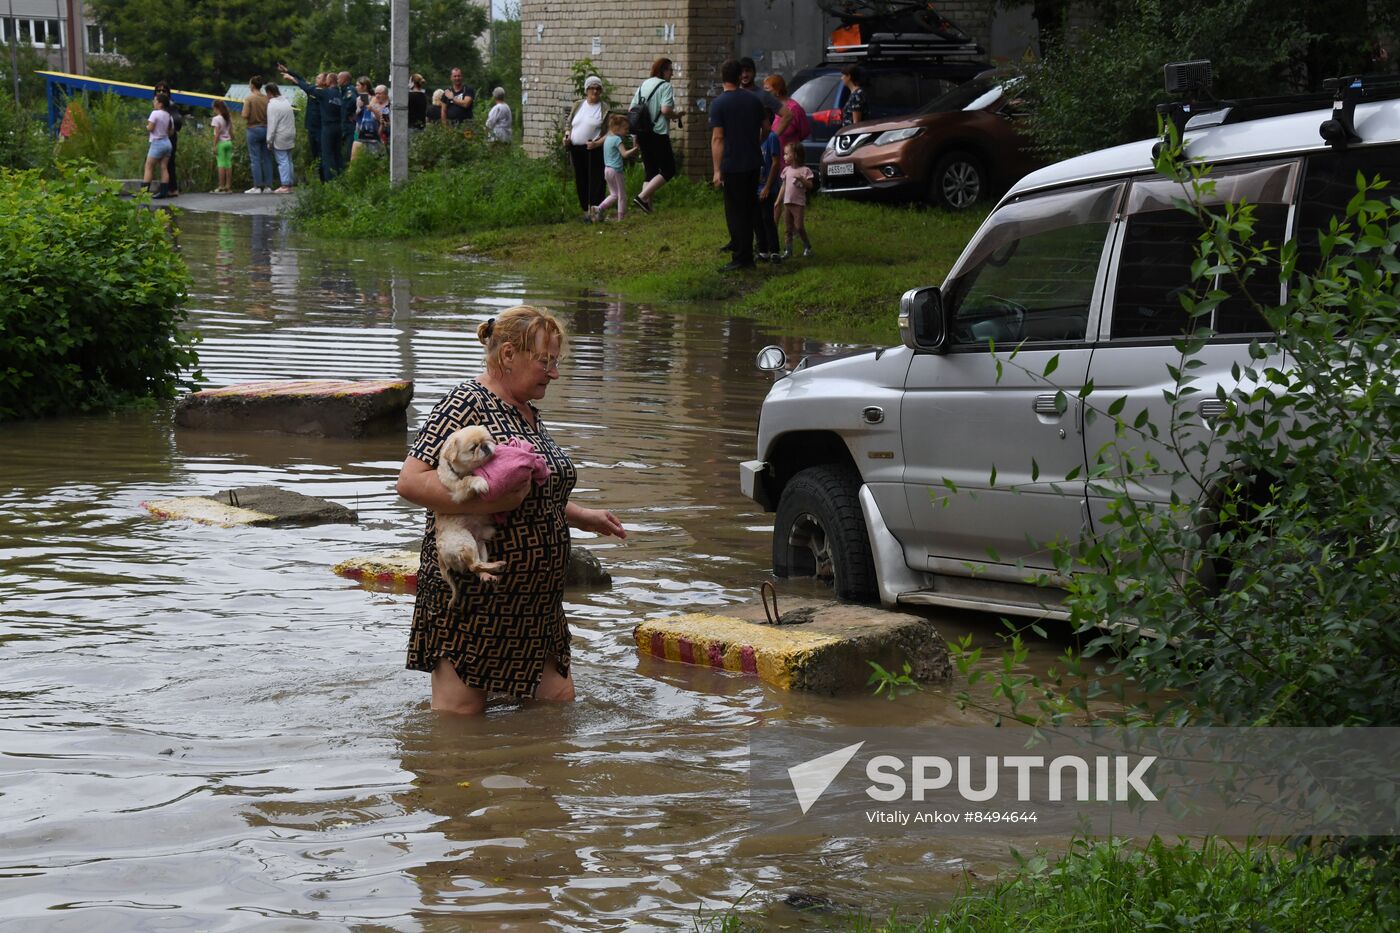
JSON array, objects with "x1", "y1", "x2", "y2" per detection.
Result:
[{"x1": 477, "y1": 318, "x2": 496, "y2": 343}]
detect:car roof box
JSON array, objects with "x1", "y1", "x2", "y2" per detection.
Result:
[{"x1": 824, "y1": 1, "x2": 984, "y2": 61}]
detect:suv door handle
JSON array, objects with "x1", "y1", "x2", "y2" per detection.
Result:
[
  {"x1": 1199, "y1": 400, "x2": 1229, "y2": 420},
  {"x1": 1032, "y1": 394, "x2": 1064, "y2": 417}
]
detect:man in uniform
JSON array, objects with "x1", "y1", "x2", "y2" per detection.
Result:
[{"x1": 279, "y1": 63, "x2": 345, "y2": 180}]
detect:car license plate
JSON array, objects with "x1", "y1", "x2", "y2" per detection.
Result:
[{"x1": 826, "y1": 162, "x2": 855, "y2": 177}]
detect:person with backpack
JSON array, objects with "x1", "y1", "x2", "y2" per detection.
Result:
[
  {"x1": 350, "y1": 77, "x2": 381, "y2": 162},
  {"x1": 629, "y1": 57, "x2": 678, "y2": 215}
]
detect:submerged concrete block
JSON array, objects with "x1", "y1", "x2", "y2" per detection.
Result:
[
  {"x1": 175, "y1": 379, "x2": 413, "y2": 437},
  {"x1": 633, "y1": 600, "x2": 952, "y2": 694},
  {"x1": 332, "y1": 547, "x2": 612, "y2": 592},
  {"x1": 143, "y1": 486, "x2": 357, "y2": 527},
  {"x1": 333, "y1": 549, "x2": 420, "y2": 591},
  {"x1": 563, "y1": 547, "x2": 612, "y2": 588}
]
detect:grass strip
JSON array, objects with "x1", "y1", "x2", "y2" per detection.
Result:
[
  {"x1": 694, "y1": 837, "x2": 1397, "y2": 931},
  {"x1": 469, "y1": 190, "x2": 986, "y2": 344}
]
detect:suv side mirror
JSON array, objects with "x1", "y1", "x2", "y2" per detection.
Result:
[{"x1": 898, "y1": 286, "x2": 946, "y2": 352}]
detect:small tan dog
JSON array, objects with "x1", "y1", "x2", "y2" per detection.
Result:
[{"x1": 435, "y1": 426, "x2": 506, "y2": 603}]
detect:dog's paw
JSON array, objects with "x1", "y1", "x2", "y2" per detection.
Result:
[
  {"x1": 476, "y1": 571, "x2": 501, "y2": 584},
  {"x1": 467, "y1": 477, "x2": 490, "y2": 496}
]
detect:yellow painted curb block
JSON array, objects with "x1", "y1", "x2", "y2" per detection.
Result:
[
  {"x1": 635, "y1": 613, "x2": 846, "y2": 691},
  {"x1": 143, "y1": 497, "x2": 278, "y2": 527},
  {"x1": 333, "y1": 550, "x2": 420, "y2": 591}
]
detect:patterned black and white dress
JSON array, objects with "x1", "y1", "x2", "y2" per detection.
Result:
[{"x1": 405, "y1": 379, "x2": 577, "y2": 696}]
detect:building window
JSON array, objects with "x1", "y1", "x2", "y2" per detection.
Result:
[
  {"x1": 1, "y1": 17, "x2": 65, "y2": 48},
  {"x1": 86, "y1": 23, "x2": 114, "y2": 55}
]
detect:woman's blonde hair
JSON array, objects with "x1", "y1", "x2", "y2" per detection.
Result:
[{"x1": 477, "y1": 305, "x2": 566, "y2": 373}]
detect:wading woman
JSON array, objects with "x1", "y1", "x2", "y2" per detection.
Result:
[{"x1": 395, "y1": 305, "x2": 626, "y2": 715}]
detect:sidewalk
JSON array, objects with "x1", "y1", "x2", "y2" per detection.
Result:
[{"x1": 158, "y1": 190, "x2": 291, "y2": 216}]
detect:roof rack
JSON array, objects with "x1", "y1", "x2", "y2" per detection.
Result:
[
  {"x1": 826, "y1": 36, "x2": 983, "y2": 61},
  {"x1": 1157, "y1": 63, "x2": 1400, "y2": 146},
  {"x1": 822, "y1": 2, "x2": 982, "y2": 61}
]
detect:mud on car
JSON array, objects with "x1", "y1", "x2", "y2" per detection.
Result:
[{"x1": 741, "y1": 73, "x2": 1400, "y2": 617}]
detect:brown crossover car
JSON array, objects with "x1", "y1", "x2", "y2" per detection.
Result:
[{"x1": 819, "y1": 72, "x2": 1041, "y2": 210}]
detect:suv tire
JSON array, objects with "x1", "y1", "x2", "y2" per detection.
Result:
[
  {"x1": 929, "y1": 150, "x2": 985, "y2": 211},
  {"x1": 772, "y1": 465, "x2": 877, "y2": 602}
]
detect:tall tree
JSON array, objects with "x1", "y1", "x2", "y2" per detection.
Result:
[
  {"x1": 287, "y1": 0, "x2": 486, "y2": 87},
  {"x1": 1022, "y1": 0, "x2": 1400, "y2": 160},
  {"x1": 89, "y1": 0, "x2": 303, "y2": 92}
]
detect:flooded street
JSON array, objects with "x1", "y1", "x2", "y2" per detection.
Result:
[{"x1": 1, "y1": 211, "x2": 1061, "y2": 930}]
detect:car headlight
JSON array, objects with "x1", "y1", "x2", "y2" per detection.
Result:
[
  {"x1": 872, "y1": 127, "x2": 923, "y2": 145},
  {"x1": 824, "y1": 135, "x2": 838, "y2": 152}
]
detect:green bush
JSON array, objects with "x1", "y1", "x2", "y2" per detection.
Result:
[
  {"x1": 408, "y1": 122, "x2": 480, "y2": 173},
  {"x1": 289, "y1": 138, "x2": 577, "y2": 238},
  {"x1": 0, "y1": 164, "x2": 199, "y2": 420},
  {"x1": 0, "y1": 95, "x2": 54, "y2": 172},
  {"x1": 910, "y1": 837, "x2": 1399, "y2": 932},
  {"x1": 55, "y1": 93, "x2": 146, "y2": 173}
]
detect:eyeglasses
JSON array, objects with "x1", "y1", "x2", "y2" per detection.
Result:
[{"x1": 530, "y1": 353, "x2": 563, "y2": 371}]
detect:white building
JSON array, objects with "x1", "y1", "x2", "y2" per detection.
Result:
[{"x1": 2, "y1": 0, "x2": 116, "y2": 75}]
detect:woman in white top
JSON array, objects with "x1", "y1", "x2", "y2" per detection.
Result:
[
  {"x1": 264, "y1": 82, "x2": 297, "y2": 193},
  {"x1": 144, "y1": 93, "x2": 174, "y2": 199},
  {"x1": 485, "y1": 87, "x2": 512, "y2": 143},
  {"x1": 561, "y1": 75, "x2": 607, "y2": 220}
]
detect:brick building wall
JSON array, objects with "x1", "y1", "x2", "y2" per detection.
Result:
[{"x1": 520, "y1": 1, "x2": 738, "y2": 177}]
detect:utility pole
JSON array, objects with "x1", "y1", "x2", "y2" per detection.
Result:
[
  {"x1": 389, "y1": 0, "x2": 408, "y2": 186},
  {"x1": 7, "y1": 0, "x2": 21, "y2": 105}
]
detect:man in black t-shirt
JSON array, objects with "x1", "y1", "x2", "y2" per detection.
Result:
[
  {"x1": 709, "y1": 59, "x2": 767, "y2": 270},
  {"x1": 441, "y1": 67, "x2": 475, "y2": 126}
]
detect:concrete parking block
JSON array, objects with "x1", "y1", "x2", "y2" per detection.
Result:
[
  {"x1": 175, "y1": 379, "x2": 413, "y2": 437},
  {"x1": 143, "y1": 486, "x2": 357, "y2": 527},
  {"x1": 333, "y1": 550, "x2": 420, "y2": 591},
  {"x1": 633, "y1": 600, "x2": 951, "y2": 694},
  {"x1": 332, "y1": 548, "x2": 612, "y2": 592}
]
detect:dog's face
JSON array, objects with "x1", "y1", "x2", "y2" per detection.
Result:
[{"x1": 440, "y1": 426, "x2": 495, "y2": 475}]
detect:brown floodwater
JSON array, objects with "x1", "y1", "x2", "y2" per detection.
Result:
[{"x1": 0, "y1": 210, "x2": 1073, "y2": 930}]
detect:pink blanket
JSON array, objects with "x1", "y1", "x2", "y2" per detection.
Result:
[{"x1": 473, "y1": 438, "x2": 551, "y2": 514}]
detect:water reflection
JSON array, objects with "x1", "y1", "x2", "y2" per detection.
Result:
[{"x1": 0, "y1": 210, "x2": 1062, "y2": 930}]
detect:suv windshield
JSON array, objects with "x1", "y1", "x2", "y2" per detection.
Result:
[{"x1": 918, "y1": 74, "x2": 1001, "y2": 114}]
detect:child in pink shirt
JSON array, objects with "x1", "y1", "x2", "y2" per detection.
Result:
[{"x1": 777, "y1": 142, "x2": 815, "y2": 258}]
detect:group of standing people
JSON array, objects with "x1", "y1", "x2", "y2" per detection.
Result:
[
  {"x1": 561, "y1": 56, "x2": 817, "y2": 268},
  {"x1": 232, "y1": 75, "x2": 298, "y2": 194},
  {"x1": 143, "y1": 66, "x2": 510, "y2": 199},
  {"x1": 563, "y1": 58, "x2": 678, "y2": 222},
  {"x1": 710, "y1": 58, "x2": 816, "y2": 269}
]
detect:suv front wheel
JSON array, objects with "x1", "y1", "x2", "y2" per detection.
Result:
[
  {"x1": 929, "y1": 150, "x2": 985, "y2": 211},
  {"x1": 772, "y1": 465, "x2": 877, "y2": 602}
]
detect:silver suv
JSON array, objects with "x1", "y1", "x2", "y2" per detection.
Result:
[{"x1": 741, "y1": 84, "x2": 1400, "y2": 617}]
